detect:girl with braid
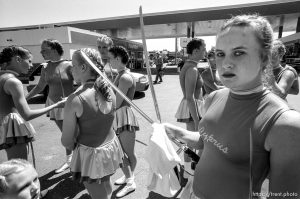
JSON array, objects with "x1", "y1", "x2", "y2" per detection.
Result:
[{"x1": 62, "y1": 48, "x2": 123, "y2": 199}]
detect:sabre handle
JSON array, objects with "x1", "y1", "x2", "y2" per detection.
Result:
[{"x1": 184, "y1": 148, "x2": 200, "y2": 163}]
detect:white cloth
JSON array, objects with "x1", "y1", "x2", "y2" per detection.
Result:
[{"x1": 146, "y1": 123, "x2": 182, "y2": 197}]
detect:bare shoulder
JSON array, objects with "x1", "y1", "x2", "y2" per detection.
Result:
[
  {"x1": 4, "y1": 76, "x2": 22, "y2": 90},
  {"x1": 185, "y1": 65, "x2": 198, "y2": 76},
  {"x1": 201, "y1": 69, "x2": 213, "y2": 79},
  {"x1": 119, "y1": 73, "x2": 133, "y2": 84},
  {"x1": 65, "y1": 93, "x2": 81, "y2": 112},
  {"x1": 265, "y1": 110, "x2": 300, "y2": 150}
]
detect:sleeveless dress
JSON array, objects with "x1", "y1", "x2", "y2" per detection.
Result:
[
  {"x1": 113, "y1": 70, "x2": 139, "y2": 135},
  {"x1": 70, "y1": 85, "x2": 123, "y2": 183},
  {"x1": 43, "y1": 60, "x2": 74, "y2": 120},
  {"x1": 0, "y1": 72, "x2": 36, "y2": 150},
  {"x1": 175, "y1": 60, "x2": 203, "y2": 122}
]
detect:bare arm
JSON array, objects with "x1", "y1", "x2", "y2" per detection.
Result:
[
  {"x1": 115, "y1": 73, "x2": 132, "y2": 108},
  {"x1": 185, "y1": 67, "x2": 200, "y2": 130},
  {"x1": 5, "y1": 78, "x2": 66, "y2": 121},
  {"x1": 26, "y1": 64, "x2": 47, "y2": 100},
  {"x1": 265, "y1": 110, "x2": 300, "y2": 198},
  {"x1": 61, "y1": 94, "x2": 82, "y2": 151},
  {"x1": 269, "y1": 70, "x2": 295, "y2": 99},
  {"x1": 201, "y1": 70, "x2": 219, "y2": 91}
]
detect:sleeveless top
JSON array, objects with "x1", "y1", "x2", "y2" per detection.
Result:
[
  {"x1": 273, "y1": 65, "x2": 298, "y2": 83},
  {"x1": 114, "y1": 70, "x2": 136, "y2": 107},
  {"x1": 0, "y1": 72, "x2": 17, "y2": 119},
  {"x1": 179, "y1": 60, "x2": 203, "y2": 99},
  {"x1": 193, "y1": 89, "x2": 291, "y2": 199},
  {"x1": 76, "y1": 84, "x2": 116, "y2": 148},
  {"x1": 41, "y1": 60, "x2": 74, "y2": 102}
]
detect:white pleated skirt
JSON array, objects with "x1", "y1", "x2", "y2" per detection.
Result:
[
  {"x1": 70, "y1": 134, "x2": 124, "y2": 184},
  {"x1": 113, "y1": 106, "x2": 139, "y2": 135},
  {"x1": 0, "y1": 113, "x2": 35, "y2": 150},
  {"x1": 175, "y1": 99, "x2": 203, "y2": 123},
  {"x1": 45, "y1": 98, "x2": 64, "y2": 120}
]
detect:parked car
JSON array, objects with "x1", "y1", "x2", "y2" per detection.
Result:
[
  {"x1": 167, "y1": 58, "x2": 182, "y2": 66},
  {"x1": 27, "y1": 64, "x2": 149, "y2": 99},
  {"x1": 105, "y1": 68, "x2": 149, "y2": 92}
]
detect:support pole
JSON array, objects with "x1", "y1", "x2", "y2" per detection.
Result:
[{"x1": 139, "y1": 6, "x2": 162, "y2": 123}]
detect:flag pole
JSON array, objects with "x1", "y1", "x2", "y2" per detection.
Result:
[{"x1": 139, "y1": 6, "x2": 162, "y2": 123}]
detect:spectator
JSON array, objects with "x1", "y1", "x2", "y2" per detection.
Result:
[{"x1": 153, "y1": 52, "x2": 164, "y2": 84}]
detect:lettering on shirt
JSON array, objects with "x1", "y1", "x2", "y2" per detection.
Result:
[{"x1": 199, "y1": 127, "x2": 229, "y2": 154}]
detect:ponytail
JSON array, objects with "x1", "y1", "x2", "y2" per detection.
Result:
[{"x1": 94, "y1": 77, "x2": 112, "y2": 102}]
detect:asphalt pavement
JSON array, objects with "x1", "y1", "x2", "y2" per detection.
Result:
[{"x1": 1, "y1": 68, "x2": 300, "y2": 199}]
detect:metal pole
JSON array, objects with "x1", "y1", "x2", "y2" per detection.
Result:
[{"x1": 139, "y1": 6, "x2": 162, "y2": 123}]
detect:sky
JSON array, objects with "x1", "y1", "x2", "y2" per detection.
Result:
[{"x1": 0, "y1": 0, "x2": 296, "y2": 52}]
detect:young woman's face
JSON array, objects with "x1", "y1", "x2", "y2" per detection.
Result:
[
  {"x1": 97, "y1": 40, "x2": 111, "y2": 60},
  {"x1": 216, "y1": 27, "x2": 263, "y2": 91},
  {"x1": 195, "y1": 43, "x2": 206, "y2": 60},
  {"x1": 19, "y1": 55, "x2": 33, "y2": 74},
  {"x1": 270, "y1": 51, "x2": 281, "y2": 67},
  {"x1": 40, "y1": 43, "x2": 54, "y2": 61},
  {"x1": 208, "y1": 56, "x2": 216, "y2": 70},
  {"x1": 108, "y1": 52, "x2": 121, "y2": 70},
  {"x1": 5, "y1": 166, "x2": 40, "y2": 199}
]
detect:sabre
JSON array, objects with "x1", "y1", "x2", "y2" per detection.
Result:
[{"x1": 139, "y1": 6, "x2": 162, "y2": 123}]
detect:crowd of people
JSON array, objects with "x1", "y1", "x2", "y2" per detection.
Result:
[{"x1": 1, "y1": 13, "x2": 300, "y2": 199}]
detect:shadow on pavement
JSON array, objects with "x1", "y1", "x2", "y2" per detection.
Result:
[
  {"x1": 134, "y1": 91, "x2": 145, "y2": 100},
  {"x1": 39, "y1": 170, "x2": 87, "y2": 199},
  {"x1": 146, "y1": 191, "x2": 180, "y2": 199}
]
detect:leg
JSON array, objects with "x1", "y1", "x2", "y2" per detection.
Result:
[
  {"x1": 54, "y1": 120, "x2": 72, "y2": 173},
  {"x1": 116, "y1": 130, "x2": 137, "y2": 197},
  {"x1": 118, "y1": 130, "x2": 137, "y2": 178},
  {"x1": 84, "y1": 181, "x2": 110, "y2": 199},
  {"x1": 103, "y1": 178, "x2": 112, "y2": 196},
  {"x1": 158, "y1": 70, "x2": 163, "y2": 82},
  {"x1": 154, "y1": 69, "x2": 160, "y2": 83},
  {"x1": 6, "y1": 143, "x2": 28, "y2": 160}
]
